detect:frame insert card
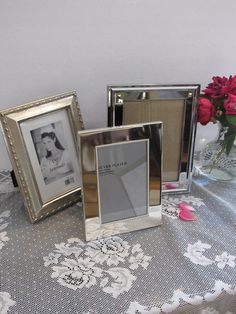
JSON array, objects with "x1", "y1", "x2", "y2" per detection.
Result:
[{"x1": 96, "y1": 139, "x2": 149, "y2": 224}]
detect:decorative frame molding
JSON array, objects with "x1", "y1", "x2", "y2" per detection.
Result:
[{"x1": 0, "y1": 91, "x2": 84, "y2": 222}]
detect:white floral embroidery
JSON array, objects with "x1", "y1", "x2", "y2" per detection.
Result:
[
  {"x1": 0, "y1": 210, "x2": 10, "y2": 251},
  {"x1": 131, "y1": 243, "x2": 142, "y2": 254},
  {"x1": 86, "y1": 221, "x2": 128, "y2": 240},
  {"x1": 200, "y1": 307, "x2": 233, "y2": 314},
  {"x1": 0, "y1": 231, "x2": 9, "y2": 250},
  {"x1": 100, "y1": 277, "x2": 109, "y2": 288},
  {"x1": 43, "y1": 253, "x2": 61, "y2": 266},
  {"x1": 178, "y1": 195, "x2": 205, "y2": 206},
  {"x1": 0, "y1": 209, "x2": 16, "y2": 312},
  {"x1": 0, "y1": 222, "x2": 9, "y2": 231},
  {"x1": 215, "y1": 252, "x2": 236, "y2": 269},
  {"x1": 0, "y1": 210, "x2": 10, "y2": 219},
  {"x1": 129, "y1": 252, "x2": 152, "y2": 270},
  {"x1": 102, "y1": 268, "x2": 136, "y2": 298},
  {"x1": 201, "y1": 307, "x2": 219, "y2": 314},
  {"x1": 0, "y1": 171, "x2": 16, "y2": 193},
  {"x1": 162, "y1": 195, "x2": 204, "y2": 219},
  {"x1": 51, "y1": 257, "x2": 102, "y2": 290},
  {"x1": 126, "y1": 280, "x2": 236, "y2": 313},
  {"x1": 85, "y1": 237, "x2": 130, "y2": 266},
  {"x1": 44, "y1": 236, "x2": 152, "y2": 298},
  {"x1": 163, "y1": 195, "x2": 204, "y2": 207},
  {"x1": 0, "y1": 292, "x2": 16, "y2": 314},
  {"x1": 184, "y1": 241, "x2": 213, "y2": 265},
  {"x1": 162, "y1": 201, "x2": 179, "y2": 219},
  {"x1": 54, "y1": 242, "x2": 83, "y2": 257},
  {"x1": 126, "y1": 301, "x2": 161, "y2": 314},
  {"x1": 67, "y1": 238, "x2": 85, "y2": 245},
  {"x1": 185, "y1": 241, "x2": 236, "y2": 270}
]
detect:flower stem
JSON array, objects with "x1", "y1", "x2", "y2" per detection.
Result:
[{"x1": 209, "y1": 142, "x2": 225, "y2": 173}]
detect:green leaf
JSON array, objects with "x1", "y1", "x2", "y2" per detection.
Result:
[
  {"x1": 224, "y1": 133, "x2": 236, "y2": 155},
  {"x1": 218, "y1": 115, "x2": 229, "y2": 127},
  {"x1": 226, "y1": 115, "x2": 236, "y2": 125}
]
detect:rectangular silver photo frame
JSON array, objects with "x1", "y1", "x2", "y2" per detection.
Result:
[
  {"x1": 0, "y1": 91, "x2": 84, "y2": 222},
  {"x1": 78, "y1": 122, "x2": 162, "y2": 241},
  {"x1": 108, "y1": 84, "x2": 200, "y2": 193}
]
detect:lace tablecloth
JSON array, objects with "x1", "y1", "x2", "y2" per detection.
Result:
[{"x1": 0, "y1": 171, "x2": 236, "y2": 314}]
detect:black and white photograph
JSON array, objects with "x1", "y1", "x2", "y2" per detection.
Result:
[
  {"x1": 20, "y1": 107, "x2": 81, "y2": 204},
  {"x1": 31, "y1": 121, "x2": 74, "y2": 185}
]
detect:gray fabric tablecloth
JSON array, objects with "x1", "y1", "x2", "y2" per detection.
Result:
[{"x1": 0, "y1": 171, "x2": 236, "y2": 314}]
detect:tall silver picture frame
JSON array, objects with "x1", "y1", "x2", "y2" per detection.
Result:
[
  {"x1": 108, "y1": 84, "x2": 200, "y2": 193},
  {"x1": 78, "y1": 122, "x2": 162, "y2": 241}
]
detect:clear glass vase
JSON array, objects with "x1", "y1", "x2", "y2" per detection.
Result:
[{"x1": 196, "y1": 125, "x2": 236, "y2": 181}]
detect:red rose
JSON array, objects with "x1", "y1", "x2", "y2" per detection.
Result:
[
  {"x1": 198, "y1": 97, "x2": 216, "y2": 125},
  {"x1": 225, "y1": 75, "x2": 236, "y2": 95},
  {"x1": 224, "y1": 94, "x2": 236, "y2": 115},
  {"x1": 203, "y1": 76, "x2": 229, "y2": 99},
  {"x1": 203, "y1": 75, "x2": 236, "y2": 99}
]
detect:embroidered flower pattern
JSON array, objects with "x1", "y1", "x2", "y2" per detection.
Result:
[
  {"x1": 0, "y1": 292, "x2": 16, "y2": 314},
  {"x1": 165, "y1": 195, "x2": 205, "y2": 207},
  {"x1": 162, "y1": 195, "x2": 204, "y2": 220},
  {"x1": 126, "y1": 281, "x2": 236, "y2": 314},
  {"x1": 0, "y1": 210, "x2": 10, "y2": 250},
  {"x1": 126, "y1": 301, "x2": 160, "y2": 314},
  {"x1": 129, "y1": 244, "x2": 152, "y2": 270},
  {"x1": 44, "y1": 236, "x2": 152, "y2": 298},
  {"x1": 184, "y1": 241, "x2": 236, "y2": 270},
  {"x1": 0, "y1": 231, "x2": 9, "y2": 250},
  {"x1": 0, "y1": 211, "x2": 16, "y2": 312},
  {"x1": 102, "y1": 268, "x2": 136, "y2": 298},
  {"x1": 52, "y1": 257, "x2": 102, "y2": 290},
  {"x1": 201, "y1": 307, "x2": 219, "y2": 314},
  {"x1": 43, "y1": 253, "x2": 61, "y2": 266},
  {"x1": 86, "y1": 221, "x2": 128, "y2": 240},
  {"x1": 184, "y1": 241, "x2": 213, "y2": 266},
  {"x1": 215, "y1": 252, "x2": 236, "y2": 269},
  {"x1": 84, "y1": 236, "x2": 130, "y2": 266},
  {"x1": 54, "y1": 242, "x2": 83, "y2": 257}
]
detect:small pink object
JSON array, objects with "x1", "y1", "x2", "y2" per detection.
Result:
[
  {"x1": 179, "y1": 210, "x2": 197, "y2": 221},
  {"x1": 165, "y1": 183, "x2": 178, "y2": 189},
  {"x1": 178, "y1": 202, "x2": 195, "y2": 212}
]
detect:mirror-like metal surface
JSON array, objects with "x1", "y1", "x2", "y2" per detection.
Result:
[
  {"x1": 78, "y1": 122, "x2": 162, "y2": 241},
  {"x1": 108, "y1": 84, "x2": 200, "y2": 193}
]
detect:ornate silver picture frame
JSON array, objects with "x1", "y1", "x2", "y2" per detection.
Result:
[
  {"x1": 0, "y1": 91, "x2": 84, "y2": 222},
  {"x1": 108, "y1": 84, "x2": 200, "y2": 193},
  {"x1": 78, "y1": 122, "x2": 162, "y2": 241}
]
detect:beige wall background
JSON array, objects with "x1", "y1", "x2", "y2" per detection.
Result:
[{"x1": 1, "y1": 0, "x2": 236, "y2": 169}]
